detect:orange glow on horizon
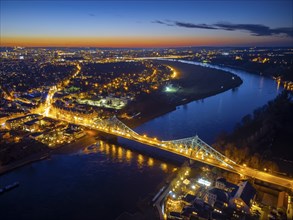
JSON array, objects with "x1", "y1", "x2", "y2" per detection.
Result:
[{"x1": 0, "y1": 35, "x2": 265, "y2": 48}]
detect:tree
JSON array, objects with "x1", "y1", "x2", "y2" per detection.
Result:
[
  {"x1": 249, "y1": 154, "x2": 260, "y2": 169},
  {"x1": 242, "y1": 114, "x2": 252, "y2": 125}
]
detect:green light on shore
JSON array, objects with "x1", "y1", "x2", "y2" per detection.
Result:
[{"x1": 165, "y1": 86, "x2": 177, "y2": 93}]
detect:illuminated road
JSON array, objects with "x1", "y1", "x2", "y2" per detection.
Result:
[
  {"x1": 41, "y1": 108, "x2": 293, "y2": 191},
  {"x1": 32, "y1": 63, "x2": 82, "y2": 116}
]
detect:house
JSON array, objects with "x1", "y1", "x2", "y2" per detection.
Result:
[
  {"x1": 204, "y1": 188, "x2": 229, "y2": 208},
  {"x1": 182, "y1": 194, "x2": 197, "y2": 206},
  {"x1": 215, "y1": 177, "x2": 227, "y2": 189},
  {"x1": 229, "y1": 181, "x2": 256, "y2": 213},
  {"x1": 215, "y1": 177, "x2": 238, "y2": 197}
]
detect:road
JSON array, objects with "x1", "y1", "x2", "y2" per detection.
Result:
[
  {"x1": 41, "y1": 110, "x2": 293, "y2": 191},
  {"x1": 31, "y1": 63, "x2": 82, "y2": 116}
]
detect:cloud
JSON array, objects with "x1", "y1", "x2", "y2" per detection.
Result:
[
  {"x1": 88, "y1": 13, "x2": 95, "y2": 17},
  {"x1": 152, "y1": 20, "x2": 174, "y2": 26},
  {"x1": 215, "y1": 23, "x2": 293, "y2": 37},
  {"x1": 153, "y1": 20, "x2": 293, "y2": 37},
  {"x1": 271, "y1": 27, "x2": 293, "y2": 37},
  {"x1": 152, "y1": 20, "x2": 165, "y2": 24},
  {"x1": 174, "y1": 21, "x2": 218, "y2": 30}
]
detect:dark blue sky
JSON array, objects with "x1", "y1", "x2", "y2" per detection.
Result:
[{"x1": 1, "y1": 0, "x2": 292, "y2": 47}]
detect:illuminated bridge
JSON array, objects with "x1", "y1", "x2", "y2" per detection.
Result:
[
  {"x1": 50, "y1": 113, "x2": 292, "y2": 190},
  {"x1": 95, "y1": 116, "x2": 235, "y2": 167}
]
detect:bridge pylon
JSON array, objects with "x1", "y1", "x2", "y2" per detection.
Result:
[{"x1": 162, "y1": 135, "x2": 236, "y2": 169}]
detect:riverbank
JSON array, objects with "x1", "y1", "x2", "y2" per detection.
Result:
[
  {"x1": 121, "y1": 60, "x2": 243, "y2": 127},
  {"x1": 0, "y1": 130, "x2": 98, "y2": 175},
  {"x1": 213, "y1": 91, "x2": 293, "y2": 176},
  {"x1": 0, "y1": 151, "x2": 50, "y2": 175},
  {"x1": 52, "y1": 129, "x2": 98, "y2": 154}
]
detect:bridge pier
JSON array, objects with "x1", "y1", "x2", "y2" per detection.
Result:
[
  {"x1": 97, "y1": 131, "x2": 118, "y2": 144},
  {"x1": 189, "y1": 159, "x2": 195, "y2": 165}
]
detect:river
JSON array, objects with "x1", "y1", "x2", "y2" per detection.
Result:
[
  {"x1": 132, "y1": 60, "x2": 281, "y2": 143},
  {"x1": 0, "y1": 61, "x2": 281, "y2": 220}
]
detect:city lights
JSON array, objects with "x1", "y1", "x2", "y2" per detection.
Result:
[{"x1": 197, "y1": 178, "x2": 211, "y2": 187}]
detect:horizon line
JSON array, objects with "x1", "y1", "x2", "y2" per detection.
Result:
[{"x1": 1, "y1": 45, "x2": 293, "y2": 49}]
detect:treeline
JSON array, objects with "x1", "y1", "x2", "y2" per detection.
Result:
[
  {"x1": 195, "y1": 53, "x2": 293, "y2": 82},
  {"x1": 213, "y1": 91, "x2": 293, "y2": 174}
]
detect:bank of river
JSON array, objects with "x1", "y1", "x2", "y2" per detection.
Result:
[{"x1": 0, "y1": 61, "x2": 281, "y2": 220}]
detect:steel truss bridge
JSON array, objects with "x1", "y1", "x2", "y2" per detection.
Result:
[
  {"x1": 56, "y1": 114, "x2": 292, "y2": 190},
  {"x1": 97, "y1": 116, "x2": 236, "y2": 167}
]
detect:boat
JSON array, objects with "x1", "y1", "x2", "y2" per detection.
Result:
[
  {"x1": 4, "y1": 181, "x2": 19, "y2": 191},
  {"x1": 131, "y1": 112, "x2": 141, "y2": 118}
]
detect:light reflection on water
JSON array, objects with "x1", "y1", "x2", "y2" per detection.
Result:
[
  {"x1": 148, "y1": 158, "x2": 154, "y2": 167},
  {"x1": 0, "y1": 140, "x2": 176, "y2": 220},
  {"x1": 82, "y1": 140, "x2": 170, "y2": 173}
]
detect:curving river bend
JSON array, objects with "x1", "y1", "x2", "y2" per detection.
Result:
[
  {"x1": 134, "y1": 60, "x2": 281, "y2": 143},
  {"x1": 0, "y1": 61, "x2": 281, "y2": 220}
]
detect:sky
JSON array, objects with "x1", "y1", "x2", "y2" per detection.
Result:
[{"x1": 1, "y1": 0, "x2": 293, "y2": 47}]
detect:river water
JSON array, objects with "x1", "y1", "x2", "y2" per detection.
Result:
[
  {"x1": 133, "y1": 60, "x2": 281, "y2": 143},
  {"x1": 0, "y1": 61, "x2": 281, "y2": 220}
]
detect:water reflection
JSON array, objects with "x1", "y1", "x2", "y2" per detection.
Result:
[
  {"x1": 259, "y1": 76, "x2": 264, "y2": 89},
  {"x1": 82, "y1": 140, "x2": 171, "y2": 172},
  {"x1": 117, "y1": 146, "x2": 123, "y2": 162},
  {"x1": 161, "y1": 163, "x2": 168, "y2": 172},
  {"x1": 126, "y1": 149, "x2": 132, "y2": 161},
  {"x1": 0, "y1": 140, "x2": 175, "y2": 220},
  {"x1": 111, "y1": 144, "x2": 116, "y2": 158},
  {"x1": 277, "y1": 80, "x2": 280, "y2": 91},
  {"x1": 138, "y1": 154, "x2": 144, "y2": 168},
  {"x1": 147, "y1": 158, "x2": 154, "y2": 167}
]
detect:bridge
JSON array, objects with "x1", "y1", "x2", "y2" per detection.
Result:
[
  {"x1": 45, "y1": 110, "x2": 293, "y2": 190},
  {"x1": 95, "y1": 116, "x2": 235, "y2": 167}
]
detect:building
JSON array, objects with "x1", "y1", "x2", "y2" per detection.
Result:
[
  {"x1": 229, "y1": 181, "x2": 256, "y2": 213},
  {"x1": 212, "y1": 178, "x2": 256, "y2": 214},
  {"x1": 182, "y1": 194, "x2": 197, "y2": 206},
  {"x1": 277, "y1": 191, "x2": 289, "y2": 213},
  {"x1": 64, "y1": 128, "x2": 85, "y2": 139},
  {"x1": 6, "y1": 114, "x2": 41, "y2": 130},
  {"x1": 204, "y1": 188, "x2": 229, "y2": 208},
  {"x1": 215, "y1": 177, "x2": 238, "y2": 196},
  {"x1": 24, "y1": 119, "x2": 40, "y2": 132}
]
